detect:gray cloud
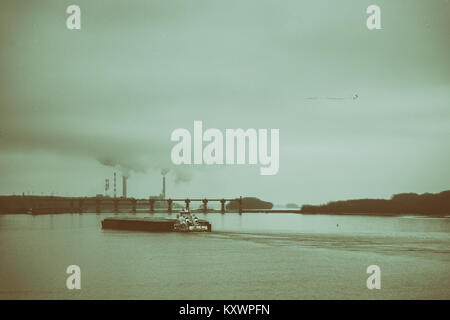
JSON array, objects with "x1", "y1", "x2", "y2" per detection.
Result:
[{"x1": 0, "y1": 0, "x2": 449, "y2": 202}]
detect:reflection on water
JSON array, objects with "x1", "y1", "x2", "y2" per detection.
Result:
[{"x1": 0, "y1": 212, "x2": 449, "y2": 299}]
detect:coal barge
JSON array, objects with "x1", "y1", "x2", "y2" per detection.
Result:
[{"x1": 101, "y1": 210, "x2": 211, "y2": 232}]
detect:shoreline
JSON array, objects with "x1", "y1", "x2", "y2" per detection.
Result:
[
  {"x1": 1, "y1": 194, "x2": 449, "y2": 218},
  {"x1": 0, "y1": 210, "x2": 448, "y2": 218}
]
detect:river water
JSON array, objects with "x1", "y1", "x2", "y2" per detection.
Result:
[{"x1": 0, "y1": 212, "x2": 449, "y2": 299}]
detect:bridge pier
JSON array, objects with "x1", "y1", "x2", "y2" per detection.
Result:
[
  {"x1": 220, "y1": 199, "x2": 226, "y2": 214},
  {"x1": 167, "y1": 199, "x2": 173, "y2": 213},
  {"x1": 96, "y1": 198, "x2": 101, "y2": 213},
  {"x1": 202, "y1": 199, "x2": 208, "y2": 214},
  {"x1": 149, "y1": 199, "x2": 155, "y2": 213},
  {"x1": 131, "y1": 198, "x2": 137, "y2": 213},
  {"x1": 113, "y1": 199, "x2": 118, "y2": 213},
  {"x1": 79, "y1": 199, "x2": 84, "y2": 214},
  {"x1": 185, "y1": 199, "x2": 191, "y2": 211},
  {"x1": 238, "y1": 196, "x2": 243, "y2": 214}
]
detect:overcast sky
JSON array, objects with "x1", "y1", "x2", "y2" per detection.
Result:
[{"x1": 0, "y1": 0, "x2": 449, "y2": 205}]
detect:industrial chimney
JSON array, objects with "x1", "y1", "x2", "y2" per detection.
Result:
[
  {"x1": 122, "y1": 176, "x2": 127, "y2": 198},
  {"x1": 162, "y1": 175, "x2": 166, "y2": 199},
  {"x1": 113, "y1": 172, "x2": 117, "y2": 198}
]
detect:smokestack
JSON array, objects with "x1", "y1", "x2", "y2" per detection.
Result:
[
  {"x1": 113, "y1": 173, "x2": 116, "y2": 198},
  {"x1": 122, "y1": 176, "x2": 127, "y2": 198},
  {"x1": 162, "y1": 175, "x2": 166, "y2": 199},
  {"x1": 105, "y1": 179, "x2": 109, "y2": 196}
]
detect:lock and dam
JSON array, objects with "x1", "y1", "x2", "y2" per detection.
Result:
[{"x1": 0, "y1": 195, "x2": 302, "y2": 215}]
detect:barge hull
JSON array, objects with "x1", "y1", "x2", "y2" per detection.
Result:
[{"x1": 101, "y1": 217, "x2": 211, "y2": 232}]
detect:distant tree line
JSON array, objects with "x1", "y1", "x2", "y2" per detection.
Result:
[
  {"x1": 300, "y1": 190, "x2": 450, "y2": 216},
  {"x1": 226, "y1": 197, "x2": 273, "y2": 210}
]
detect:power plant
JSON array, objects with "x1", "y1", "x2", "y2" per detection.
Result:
[{"x1": 105, "y1": 171, "x2": 167, "y2": 200}]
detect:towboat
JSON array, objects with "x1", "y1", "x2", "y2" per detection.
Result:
[{"x1": 173, "y1": 209, "x2": 210, "y2": 232}]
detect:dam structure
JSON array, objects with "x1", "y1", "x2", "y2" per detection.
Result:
[
  {"x1": 0, "y1": 195, "x2": 244, "y2": 214},
  {"x1": 0, "y1": 195, "x2": 301, "y2": 215}
]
